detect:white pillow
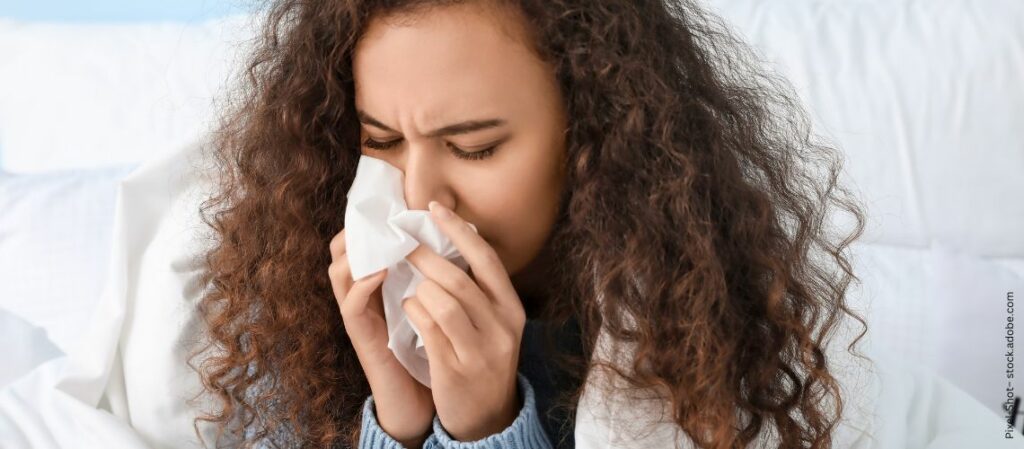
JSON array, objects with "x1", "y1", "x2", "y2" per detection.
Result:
[
  {"x1": 0, "y1": 309, "x2": 61, "y2": 389},
  {"x1": 0, "y1": 14, "x2": 257, "y2": 173},
  {"x1": 707, "y1": 0, "x2": 1024, "y2": 256},
  {"x1": 0, "y1": 165, "x2": 139, "y2": 354},
  {"x1": 928, "y1": 246, "x2": 1024, "y2": 418},
  {"x1": 847, "y1": 241, "x2": 1024, "y2": 418}
]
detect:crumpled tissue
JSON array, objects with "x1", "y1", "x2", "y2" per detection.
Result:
[{"x1": 344, "y1": 155, "x2": 477, "y2": 388}]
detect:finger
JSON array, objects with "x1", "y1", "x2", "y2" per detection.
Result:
[
  {"x1": 329, "y1": 228, "x2": 347, "y2": 261},
  {"x1": 402, "y1": 296, "x2": 459, "y2": 367},
  {"x1": 405, "y1": 244, "x2": 498, "y2": 331},
  {"x1": 342, "y1": 268, "x2": 387, "y2": 314},
  {"x1": 328, "y1": 256, "x2": 355, "y2": 305},
  {"x1": 415, "y1": 279, "x2": 479, "y2": 361},
  {"x1": 426, "y1": 201, "x2": 517, "y2": 307}
]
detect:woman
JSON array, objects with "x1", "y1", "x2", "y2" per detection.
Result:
[{"x1": 189, "y1": 0, "x2": 870, "y2": 448}]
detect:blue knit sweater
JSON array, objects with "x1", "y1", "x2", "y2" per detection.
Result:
[{"x1": 358, "y1": 371, "x2": 552, "y2": 449}]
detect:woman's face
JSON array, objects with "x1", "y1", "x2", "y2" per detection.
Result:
[{"x1": 352, "y1": 3, "x2": 568, "y2": 291}]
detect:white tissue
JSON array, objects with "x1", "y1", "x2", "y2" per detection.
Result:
[{"x1": 344, "y1": 155, "x2": 477, "y2": 388}]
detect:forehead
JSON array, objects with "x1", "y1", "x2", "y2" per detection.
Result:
[{"x1": 352, "y1": 3, "x2": 548, "y2": 126}]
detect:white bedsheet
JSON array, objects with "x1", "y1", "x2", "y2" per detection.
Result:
[{"x1": 1, "y1": 138, "x2": 1021, "y2": 448}]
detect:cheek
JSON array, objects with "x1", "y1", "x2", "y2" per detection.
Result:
[{"x1": 462, "y1": 172, "x2": 560, "y2": 272}]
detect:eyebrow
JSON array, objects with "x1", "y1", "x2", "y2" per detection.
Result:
[{"x1": 357, "y1": 109, "x2": 507, "y2": 138}]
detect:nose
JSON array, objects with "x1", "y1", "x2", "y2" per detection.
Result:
[{"x1": 400, "y1": 142, "x2": 455, "y2": 212}]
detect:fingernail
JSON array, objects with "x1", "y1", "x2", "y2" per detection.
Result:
[{"x1": 429, "y1": 201, "x2": 452, "y2": 219}]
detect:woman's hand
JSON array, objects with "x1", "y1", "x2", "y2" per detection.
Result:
[
  {"x1": 328, "y1": 229, "x2": 435, "y2": 448},
  {"x1": 402, "y1": 201, "x2": 527, "y2": 441}
]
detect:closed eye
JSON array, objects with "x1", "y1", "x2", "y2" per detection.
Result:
[{"x1": 361, "y1": 137, "x2": 500, "y2": 161}]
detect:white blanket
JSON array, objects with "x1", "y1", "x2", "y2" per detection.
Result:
[{"x1": 1, "y1": 138, "x2": 1021, "y2": 448}]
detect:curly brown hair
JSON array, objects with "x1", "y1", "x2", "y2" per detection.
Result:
[{"x1": 186, "y1": 0, "x2": 872, "y2": 448}]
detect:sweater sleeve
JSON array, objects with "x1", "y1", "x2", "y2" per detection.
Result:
[
  {"x1": 424, "y1": 372, "x2": 553, "y2": 449},
  {"x1": 359, "y1": 372, "x2": 552, "y2": 449}
]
